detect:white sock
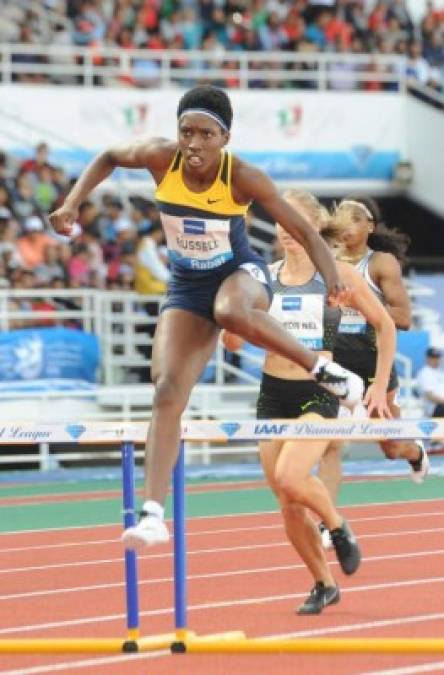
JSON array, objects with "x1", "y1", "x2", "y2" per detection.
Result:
[
  {"x1": 142, "y1": 500, "x2": 165, "y2": 520},
  {"x1": 311, "y1": 355, "x2": 328, "y2": 375}
]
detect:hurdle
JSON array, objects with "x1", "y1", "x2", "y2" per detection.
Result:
[{"x1": 0, "y1": 417, "x2": 443, "y2": 656}]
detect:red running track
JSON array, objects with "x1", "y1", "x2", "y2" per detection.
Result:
[{"x1": 1, "y1": 499, "x2": 444, "y2": 674}]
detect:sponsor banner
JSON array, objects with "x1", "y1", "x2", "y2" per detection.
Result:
[
  {"x1": 0, "y1": 419, "x2": 442, "y2": 444},
  {"x1": 0, "y1": 328, "x2": 100, "y2": 384},
  {"x1": 0, "y1": 87, "x2": 405, "y2": 181}
]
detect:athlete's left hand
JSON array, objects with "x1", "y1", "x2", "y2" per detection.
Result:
[
  {"x1": 327, "y1": 281, "x2": 352, "y2": 307},
  {"x1": 364, "y1": 384, "x2": 392, "y2": 418}
]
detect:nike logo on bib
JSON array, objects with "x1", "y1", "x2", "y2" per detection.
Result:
[{"x1": 207, "y1": 198, "x2": 222, "y2": 204}]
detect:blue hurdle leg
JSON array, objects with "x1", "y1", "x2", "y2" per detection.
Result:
[
  {"x1": 173, "y1": 440, "x2": 187, "y2": 636},
  {"x1": 121, "y1": 441, "x2": 140, "y2": 639}
]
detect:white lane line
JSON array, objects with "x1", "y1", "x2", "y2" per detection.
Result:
[
  {"x1": 0, "y1": 650, "x2": 168, "y2": 675},
  {"x1": 3, "y1": 510, "x2": 444, "y2": 555},
  {"x1": 1, "y1": 575, "x2": 444, "y2": 636},
  {"x1": 361, "y1": 662, "x2": 444, "y2": 675},
  {"x1": 2, "y1": 527, "x2": 444, "y2": 576},
  {"x1": 2, "y1": 540, "x2": 444, "y2": 602},
  {"x1": 0, "y1": 497, "x2": 443, "y2": 536}
]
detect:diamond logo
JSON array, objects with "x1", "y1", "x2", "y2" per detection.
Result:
[
  {"x1": 351, "y1": 145, "x2": 373, "y2": 170},
  {"x1": 65, "y1": 424, "x2": 86, "y2": 440},
  {"x1": 220, "y1": 422, "x2": 240, "y2": 437},
  {"x1": 417, "y1": 420, "x2": 438, "y2": 437}
]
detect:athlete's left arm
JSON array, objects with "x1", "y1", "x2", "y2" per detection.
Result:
[
  {"x1": 231, "y1": 160, "x2": 348, "y2": 305},
  {"x1": 339, "y1": 262, "x2": 396, "y2": 417},
  {"x1": 371, "y1": 253, "x2": 411, "y2": 330}
]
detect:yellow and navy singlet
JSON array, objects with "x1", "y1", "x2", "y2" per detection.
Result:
[
  {"x1": 155, "y1": 150, "x2": 258, "y2": 279},
  {"x1": 268, "y1": 261, "x2": 341, "y2": 351}
]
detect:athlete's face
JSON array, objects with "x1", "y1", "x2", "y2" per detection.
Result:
[
  {"x1": 333, "y1": 205, "x2": 373, "y2": 248},
  {"x1": 178, "y1": 113, "x2": 229, "y2": 173},
  {"x1": 277, "y1": 199, "x2": 318, "y2": 254}
]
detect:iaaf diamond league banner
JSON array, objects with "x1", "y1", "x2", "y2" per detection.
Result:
[
  {"x1": 0, "y1": 87, "x2": 405, "y2": 181},
  {"x1": 0, "y1": 419, "x2": 442, "y2": 444}
]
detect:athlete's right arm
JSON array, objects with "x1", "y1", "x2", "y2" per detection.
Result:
[{"x1": 49, "y1": 138, "x2": 176, "y2": 235}]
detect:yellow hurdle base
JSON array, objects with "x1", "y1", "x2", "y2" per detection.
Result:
[
  {"x1": 184, "y1": 637, "x2": 444, "y2": 654},
  {"x1": 0, "y1": 631, "x2": 244, "y2": 655},
  {"x1": 3, "y1": 635, "x2": 444, "y2": 656}
]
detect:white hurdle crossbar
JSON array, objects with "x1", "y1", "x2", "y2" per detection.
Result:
[{"x1": 0, "y1": 418, "x2": 443, "y2": 445}]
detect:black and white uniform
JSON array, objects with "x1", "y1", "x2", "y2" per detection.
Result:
[
  {"x1": 333, "y1": 248, "x2": 398, "y2": 392},
  {"x1": 257, "y1": 261, "x2": 342, "y2": 420}
]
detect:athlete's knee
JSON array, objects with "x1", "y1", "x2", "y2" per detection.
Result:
[
  {"x1": 152, "y1": 375, "x2": 187, "y2": 414},
  {"x1": 213, "y1": 298, "x2": 251, "y2": 334},
  {"x1": 275, "y1": 469, "x2": 306, "y2": 503}
]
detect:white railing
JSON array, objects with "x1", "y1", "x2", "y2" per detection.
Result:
[
  {"x1": 0, "y1": 285, "x2": 427, "y2": 407},
  {"x1": 0, "y1": 288, "x2": 264, "y2": 386},
  {"x1": 0, "y1": 44, "x2": 410, "y2": 91}
]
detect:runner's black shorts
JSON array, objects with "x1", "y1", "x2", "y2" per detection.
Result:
[
  {"x1": 333, "y1": 349, "x2": 398, "y2": 393},
  {"x1": 256, "y1": 373, "x2": 340, "y2": 420}
]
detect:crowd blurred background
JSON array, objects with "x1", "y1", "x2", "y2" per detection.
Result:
[
  {"x1": 1, "y1": 0, "x2": 443, "y2": 90},
  {"x1": 0, "y1": 1, "x2": 443, "y2": 323}
]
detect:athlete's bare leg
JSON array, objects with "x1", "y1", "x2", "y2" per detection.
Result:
[
  {"x1": 144, "y1": 309, "x2": 219, "y2": 503},
  {"x1": 260, "y1": 439, "x2": 335, "y2": 587},
  {"x1": 318, "y1": 440, "x2": 343, "y2": 503},
  {"x1": 378, "y1": 390, "x2": 422, "y2": 462},
  {"x1": 214, "y1": 271, "x2": 318, "y2": 371}
]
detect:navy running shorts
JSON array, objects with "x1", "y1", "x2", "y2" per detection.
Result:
[{"x1": 161, "y1": 258, "x2": 273, "y2": 324}]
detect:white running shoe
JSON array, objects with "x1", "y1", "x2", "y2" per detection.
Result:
[
  {"x1": 121, "y1": 515, "x2": 170, "y2": 551},
  {"x1": 315, "y1": 361, "x2": 364, "y2": 409},
  {"x1": 410, "y1": 442, "x2": 430, "y2": 484}
]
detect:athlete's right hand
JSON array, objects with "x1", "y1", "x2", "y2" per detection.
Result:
[
  {"x1": 364, "y1": 384, "x2": 392, "y2": 418},
  {"x1": 48, "y1": 204, "x2": 79, "y2": 236}
]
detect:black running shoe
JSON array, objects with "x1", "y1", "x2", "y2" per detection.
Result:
[
  {"x1": 296, "y1": 582, "x2": 340, "y2": 615},
  {"x1": 330, "y1": 519, "x2": 361, "y2": 575}
]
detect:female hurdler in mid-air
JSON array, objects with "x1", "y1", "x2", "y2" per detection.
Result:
[{"x1": 50, "y1": 85, "x2": 364, "y2": 549}]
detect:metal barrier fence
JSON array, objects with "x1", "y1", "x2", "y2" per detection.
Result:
[{"x1": 0, "y1": 44, "x2": 410, "y2": 90}]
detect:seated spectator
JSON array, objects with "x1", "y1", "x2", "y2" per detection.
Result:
[
  {"x1": 34, "y1": 243, "x2": 66, "y2": 285},
  {"x1": 304, "y1": 10, "x2": 331, "y2": 49},
  {"x1": 107, "y1": 238, "x2": 136, "y2": 283},
  {"x1": 11, "y1": 173, "x2": 41, "y2": 224},
  {"x1": 99, "y1": 196, "x2": 131, "y2": 243},
  {"x1": 33, "y1": 163, "x2": 58, "y2": 212},
  {"x1": 134, "y1": 220, "x2": 170, "y2": 295},
  {"x1": 20, "y1": 142, "x2": 52, "y2": 176},
  {"x1": 416, "y1": 347, "x2": 444, "y2": 418},
  {"x1": 16, "y1": 215, "x2": 56, "y2": 269},
  {"x1": 68, "y1": 241, "x2": 93, "y2": 285}
]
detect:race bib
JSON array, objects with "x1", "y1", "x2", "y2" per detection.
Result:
[
  {"x1": 161, "y1": 213, "x2": 233, "y2": 270},
  {"x1": 338, "y1": 307, "x2": 366, "y2": 334},
  {"x1": 270, "y1": 294, "x2": 324, "y2": 349}
]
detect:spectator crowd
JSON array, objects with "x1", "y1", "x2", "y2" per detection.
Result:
[
  {"x1": 0, "y1": 1, "x2": 443, "y2": 91},
  {"x1": 0, "y1": 142, "x2": 170, "y2": 300}
]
